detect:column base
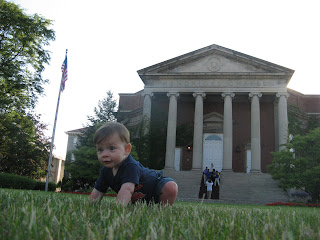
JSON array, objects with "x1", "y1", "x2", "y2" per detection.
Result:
[{"x1": 249, "y1": 169, "x2": 262, "y2": 174}]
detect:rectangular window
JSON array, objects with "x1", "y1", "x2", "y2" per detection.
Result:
[
  {"x1": 71, "y1": 153, "x2": 75, "y2": 162},
  {"x1": 73, "y1": 137, "x2": 78, "y2": 145}
]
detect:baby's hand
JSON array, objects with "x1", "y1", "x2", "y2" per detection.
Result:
[{"x1": 131, "y1": 184, "x2": 145, "y2": 203}]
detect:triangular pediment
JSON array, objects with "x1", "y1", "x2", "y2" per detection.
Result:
[
  {"x1": 138, "y1": 44, "x2": 294, "y2": 82},
  {"x1": 203, "y1": 112, "x2": 223, "y2": 122}
]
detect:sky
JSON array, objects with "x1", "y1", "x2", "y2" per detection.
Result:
[{"x1": 10, "y1": 0, "x2": 320, "y2": 158}]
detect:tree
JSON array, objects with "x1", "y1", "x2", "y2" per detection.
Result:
[
  {"x1": 87, "y1": 90, "x2": 117, "y2": 125},
  {"x1": 64, "y1": 91, "x2": 118, "y2": 190},
  {"x1": 288, "y1": 105, "x2": 320, "y2": 136},
  {"x1": 0, "y1": 111, "x2": 51, "y2": 179},
  {"x1": 0, "y1": 0, "x2": 55, "y2": 111},
  {"x1": 268, "y1": 128, "x2": 320, "y2": 202},
  {"x1": 0, "y1": 1, "x2": 55, "y2": 179}
]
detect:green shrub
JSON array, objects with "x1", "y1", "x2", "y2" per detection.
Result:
[
  {"x1": 0, "y1": 173, "x2": 56, "y2": 191},
  {"x1": 34, "y1": 181, "x2": 57, "y2": 191},
  {"x1": 61, "y1": 181, "x2": 73, "y2": 191},
  {"x1": 0, "y1": 173, "x2": 36, "y2": 190}
]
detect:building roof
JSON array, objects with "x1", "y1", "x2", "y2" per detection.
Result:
[
  {"x1": 137, "y1": 44, "x2": 295, "y2": 83},
  {"x1": 65, "y1": 127, "x2": 89, "y2": 135}
]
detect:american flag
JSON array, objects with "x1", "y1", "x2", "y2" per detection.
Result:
[{"x1": 61, "y1": 55, "x2": 68, "y2": 91}]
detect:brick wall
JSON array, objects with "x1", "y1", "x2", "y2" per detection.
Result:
[
  {"x1": 118, "y1": 91, "x2": 144, "y2": 111},
  {"x1": 260, "y1": 101, "x2": 275, "y2": 172},
  {"x1": 288, "y1": 89, "x2": 320, "y2": 113}
]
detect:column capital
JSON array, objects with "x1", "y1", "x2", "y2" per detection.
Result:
[
  {"x1": 167, "y1": 92, "x2": 180, "y2": 98},
  {"x1": 276, "y1": 92, "x2": 290, "y2": 99},
  {"x1": 192, "y1": 92, "x2": 206, "y2": 98},
  {"x1": 141, "y1": 92, "x2": 154, "y2": 98},
  {"x1": 221, "y1": 92, "x2": 235, "y2": 98},
  {"x1": 249, "y1": 92, "x2": 262, "y2": 98}
]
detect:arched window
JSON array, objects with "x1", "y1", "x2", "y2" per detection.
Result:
[{"x1": 205, "y1": 135, "x2": 222, "y2": 141}]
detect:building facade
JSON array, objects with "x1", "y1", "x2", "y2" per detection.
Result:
[
  {"x1": 41, "y1": 154, "x2": 65, "y2": 184},
  {"x1": 117, "y1": 44, "x2": 320, "y2": 174}
]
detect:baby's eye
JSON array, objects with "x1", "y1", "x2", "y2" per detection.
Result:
[
  {"x1": 97, "y1": 148, "x2": 103, "y2": 152},
  {"x1": 109, "y1": 146, "x2": 115, "y2": 150}
]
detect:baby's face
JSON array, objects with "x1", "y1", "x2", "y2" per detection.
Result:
[{"x1": 96, "y1": 133, "x2": 131, "y2": 169}]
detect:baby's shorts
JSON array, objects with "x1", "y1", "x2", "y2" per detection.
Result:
[{"x1": 153, "y1": 173, "x2": 176, "y2": 204}]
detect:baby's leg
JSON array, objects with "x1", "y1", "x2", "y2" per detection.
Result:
[{"x1": 159, "y1": 181, "x2": 178, "y2": 205}]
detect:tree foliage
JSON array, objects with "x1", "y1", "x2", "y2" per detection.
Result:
[
  {"x1": 0, "y1": 0, "x2": 55, "y2": 111},
  {"x1": 87, "y1": 90, "x2": 116, "y2": 125},
  {"x1": 0, "y1": 111, "x2": 50, "y2": 179},
  {"x1": 288, "y1": 105, "x2": 320, "y2": 136},
  {"x1": 64, "y1": 91, "x2": 117, "y2": 189},
  {"x1": 131, "y1": 106, "x2": 168, "y2": 169},
  {"x1": 0, "y1": 1, "x2": 55, "y2": 179},
  {"x1": 131, "y1": 104, "x2": 194, "y2": 170},
  {"x1": 268, "y1": 128, "x2": 320, "y2": 202}
]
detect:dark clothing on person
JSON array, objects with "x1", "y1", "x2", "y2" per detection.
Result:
[
  {"x1": 198, "y1": 174, "x2": 207, "y2": 198},
  {"x1": 94, "y1": 155, "x2": 174, "y2": 203},
  {"x1": 205, "y1": 171, "x2": 212, "y2": 180}
]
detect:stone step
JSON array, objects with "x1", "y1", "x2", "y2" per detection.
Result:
[{"x1": 163, "y1": 169, "x2": 289, "y2": 204}]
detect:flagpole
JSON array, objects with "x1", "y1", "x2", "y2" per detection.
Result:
[{"x1": 45, "y1": 50, "x2": 67, "y2": 192}]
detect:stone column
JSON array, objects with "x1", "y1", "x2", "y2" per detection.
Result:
[
  {"x1": 273, "y1": 98, "x2": 279, "y2": 152},
  {"x1": 165, "y1": 92, "x2": 179, "y2": 169},
  {"x1": 249, "y1": 92, "x2": 262, "y2": 173},
  {"x1": 192, "y1": 92, "x2": 206, "y2": 170},
  {"x1": 222, "y1": 92, "x2": 235, "y2": 172},
  {"x1": 142, "y1": 92, "x2": 153, "y2": 135},
  {"x1": 276, "y1": 92, "x2": 290, "y2": 151}
]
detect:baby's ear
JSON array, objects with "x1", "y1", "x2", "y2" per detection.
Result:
[{"x1": 125, "y1": 143, "x2": 132, "y2": 155}]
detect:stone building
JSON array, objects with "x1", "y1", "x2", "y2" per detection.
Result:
[
  {"x1": 65, "y1": 127, "x2": 87, "y2": 162},
  {"x1": 116, "y1": 44, "x2": 320, "y2": 174},
  {"x1": 41, "y1": 154, "x2": 65, "y2": 184},
  {"x1": 65, "y1": 44, "x2": 320, "y2": 202}
]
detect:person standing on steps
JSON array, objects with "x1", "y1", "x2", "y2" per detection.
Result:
[
  {"x1": 214, "y1": 170, "x2": 220, "y2": 186},
  {"x1": 205, "y1": 179, "x2": 214, "y2": 199}
]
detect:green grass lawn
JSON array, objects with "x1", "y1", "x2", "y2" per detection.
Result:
[{"x1": 1, "y1": 189, "x2": 319, "y2": 240}]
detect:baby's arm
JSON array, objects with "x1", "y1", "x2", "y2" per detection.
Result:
[
  {"x1": 90, "y1": 188, "x2": 105, "y2": 202},
  {"x1": 117, "y1": 182, "x2": 135, "y2": 206}
]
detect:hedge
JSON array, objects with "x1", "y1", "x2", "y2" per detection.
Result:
[
  {"x1": 0, "y1": 173, "x2": 56, "y2": 191},
  {"x1": 34, "y1": 181, "x2": 57, "y2": 191}
]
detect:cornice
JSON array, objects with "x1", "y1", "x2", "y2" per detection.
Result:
[{"x1": 140, "y1": 73, "x2": 292, "y2": 81}]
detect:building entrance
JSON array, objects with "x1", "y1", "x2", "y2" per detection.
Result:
[{"x1": 202, "y1": 133, "x2": 223, "y2": 172}]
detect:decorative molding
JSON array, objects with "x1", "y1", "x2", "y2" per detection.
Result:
[
  {"x1": 276, "y1": 92, "x2": 290, "y2": 99},
  {"x1": 249, "y1": 92, "x2": 262, "y2": 98},
  {"x1": 192, "y1": 92, "x2": 206, "y2": 98},
  {"x1": 140, "y1": 49, "x2": 292, "y2": 75},
  {"x1": 221, "y1": 92, "x2": 235, "y2": 98},
  {"x1": 206, "y1": 57, "x2": 222, "y2": 72},
  {"x1": 166, "y1": 92, "x2": 180, "y2": 98},
  {"x1": 145, "y1": 79, "x2": 287, "y2": 89},
  {"x1": 152, "y1": 74, "x2": 289, "y2": 80},
  {"x1": 141, "y1": 92, "x2": 154, "y2": 98}
]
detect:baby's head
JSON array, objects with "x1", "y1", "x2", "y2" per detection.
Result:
[{"x1": 94, "y1": 122, "x2": 130, "y2": 145}]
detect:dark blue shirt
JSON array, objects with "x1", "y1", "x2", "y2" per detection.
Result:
[
  {"x1": 205, "y1": 171, "x2": 212, "y2": 179},
  {"x1": 94, "y1": 155, "x2": 161, "y2": 203}
]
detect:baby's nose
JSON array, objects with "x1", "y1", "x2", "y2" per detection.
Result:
[{"x1": 102, "y1": 150, "x2": 110, "y2": 156}]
